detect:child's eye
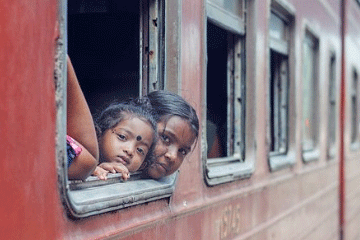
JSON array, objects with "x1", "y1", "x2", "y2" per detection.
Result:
[
  {"x1": 161, "y1": 134, "x2": 170, "y2": 144},
  {"x1": 137, "y1": 147, "x2": 146, "y2": 155},
  {"x1": 179, "y1": 149, "x2": 188, "y2": 156},
  {"x1": 117, "y1": 134, "x2": 126, "y2": 140}
]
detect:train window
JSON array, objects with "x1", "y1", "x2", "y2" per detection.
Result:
[
  {"x1": 204, "y1": 0, "x2": 253, "y2": 186},
  {"x1": 268, "y1": 8, "x2": 295, "y2": 171},
  {"x1": 350, "y1": 69, "x2": 360, "y2": 149},
  {"x1": 55, "y1": 0, "x2": 182, "y2": 218},
  {"x1": 67, "y1": 0, "x2": 164, "y2": 112},
  {"x1": 327, "y1": 54, "x2": 337, "y2": 158},
  {"x1": 302, "y1": 31, "x2": 320, "y2": 162}
]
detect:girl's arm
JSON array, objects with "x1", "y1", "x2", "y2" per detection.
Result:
[
  {"x1": 67, "y1": 56, "x2": 99, "y2": 180},
  {"x1": 67, "y1": 56, "x2": 99, "y2": 160},
  {"x1": 67, "y1": 138, "x2": 98, "y2": 180}
]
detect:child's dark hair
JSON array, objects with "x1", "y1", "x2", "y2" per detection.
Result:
[
  {"x1": 95, "y1": 98, "x2": 157, "y2": 164},
  {"x1": 146, "y1": 90, "x2": 199, "y2": 139}
]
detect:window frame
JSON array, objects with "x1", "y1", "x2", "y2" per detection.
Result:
[
  {"x1": 327, "y1": 52, "x2": 337, "y2": 159},
  {"x1": 203, "y1": 0, "x2": 253, "y2": 186},
  {"x1": 267, "y1": 3, "x2": 296, "y2": 171},
  {"x1": 301, "y1": 28, "x2": 320, "y2": 162},
  {"x1": 140, "y1": 0, "x2": 165, "y2": 93},
  {"x1": 56, "y1": 0, "x2": 182, "y2": 218},
  {"x1": 350, "y1": 68, "x2": 360, "y2": 150}
]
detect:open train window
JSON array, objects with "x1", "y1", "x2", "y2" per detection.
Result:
[
  {"x1": 350, "y1": 68, "x2": 360, "y2": 149},
  {"x1": 68, "y1": 0, "x2": 163, "y2": 112},
  {"x1": 267, "y1": 6, "x2": 295, "y2": 171},
  {"x1": 204, "y1": 0, "x2": 253, "y2": 186},
  {"x1": 302, "y1": 30, "x2": 320, "y2": 162},
  {"x1": 327, "y1": 54, "x2": 337, "y2": 158},
  {"x1": 55, "y1": 0, "x2": 182, "y2": 218}
]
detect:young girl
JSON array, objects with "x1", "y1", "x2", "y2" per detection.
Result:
[
  {"x1": 67, "y1": 56, "x2": 156, "y2": 181},
  {"x1": 140, "y1": 91, "x2": 199, "y2": 179},
  {"x1": 92, "y1": 102, "x2": 157, "y2": 181}
]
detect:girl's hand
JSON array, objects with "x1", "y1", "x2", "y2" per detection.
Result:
[
  {"x1": 92, "y1": 166, "x2": 109, "y2": 180},
  {"x1": 93, "y1": 163, "x2": 130, "y2": 181}
]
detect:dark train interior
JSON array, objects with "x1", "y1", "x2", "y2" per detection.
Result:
[{"x1": 68, "y1": 0, "x2": 140, "y2": 116}]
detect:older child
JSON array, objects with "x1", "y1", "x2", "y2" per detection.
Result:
[
  {"x1": 140, "y1": 91, "x2": 199, "y2": 179},
  {"x1": 92, "y1": 102, "x2": 157, "y2": 180}
]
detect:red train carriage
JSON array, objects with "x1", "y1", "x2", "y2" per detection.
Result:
[{"x1": 1, "y1": 0, "x2": 360, "y2": 239}]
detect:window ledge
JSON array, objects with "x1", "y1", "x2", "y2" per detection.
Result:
[
  {"x1": 350, "y1": 142, "x2": 360, "y2": 151},
  {"x1": 327, "y1": 146, "x2": 337, "y2": 159},
  {"x1": 302, "y1": 149, "x2": 320, "y2": 162},
  {"x1": 268, "y1": 151, "x2": 296, "y2": 171},
  {"x1": 205, "y1": 156, "x2": 254, "y2": 186},
  {"x1": 65, "y1": 173, "x2": 178, "y2": 218}
]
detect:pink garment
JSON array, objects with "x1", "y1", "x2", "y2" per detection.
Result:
[{"x1": 66, "y1": 135, "x2": 82, "y2": 156}]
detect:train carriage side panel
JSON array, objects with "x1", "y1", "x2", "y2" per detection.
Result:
[
  {"x1": 0, "y1": 1, "x2": 62, "y2": 239},
  {"x1": 59, "y1": 0, "x2": 345, "y2": 239},
  {"x1": 31, "y1": 0, "x2": 360, "y2": 239}
]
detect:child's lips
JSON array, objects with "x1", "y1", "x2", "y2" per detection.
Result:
[
  {"x1": 153, "y1": 161, "x2": 168, "y2": 174},
  {"x1": 116, "y1": 155, "x2": 130, "y2": 165}
]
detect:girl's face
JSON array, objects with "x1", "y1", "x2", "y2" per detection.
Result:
[
  {"x1": 99, "y1": 117, "x2": 154, "y2": 172},
  {"x1": 147, "y1": 116, "x2": 196, "y2": 179}
]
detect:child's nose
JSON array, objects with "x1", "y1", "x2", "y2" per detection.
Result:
[
  {"x1": 123, "y1": 143, "x2": 135, "y2": 157},
  {"x1": 164, "y1": 146, "x2": 177, "y2": 164}
]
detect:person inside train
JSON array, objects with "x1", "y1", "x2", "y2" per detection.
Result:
[
  {"x1": 68, "y1": 55, "x2": 199, "y2": 181},
  {"x1": 67, "y1": 56, "x2": 99, "y2": 180},
  {"x1": 92, "y1": 101, "x2": 157, "y2": 181},
  {"x1": 206, "y1": 119, "x2": 223, "y2": 158},
  {"x1": 138, "y1": 91, "x2": 200, "y2": 179},
  {"x1": 67, "y1": 56, "x2": 157, "y2": 181}
]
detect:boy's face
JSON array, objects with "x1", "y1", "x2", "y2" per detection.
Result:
[{"x1": 99, "y1": 117, "x2": 154, "y2": 172}]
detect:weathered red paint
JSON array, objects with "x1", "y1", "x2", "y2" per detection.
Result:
[
  {"x1": 2, "y1": 0, "x2": 360, "y2": 239},
  {"x1": 59, "y1": 0, "x2": 356, "y2": 239},
  {"x1": 175, "y1": 0, "x2": 205, "y2": 207},
  {"x1": 0, "y1": 1, "x2": 61, "y2": 239}
]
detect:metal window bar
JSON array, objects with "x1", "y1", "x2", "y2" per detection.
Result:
[
  {"x1": 140, "y1": 0, "x2": 164, "y2": 95},
  {"x1": 279, "y1": 58, "x2": 289, "y2": 153},
  {"x1": 328, "y1": 56, "x2": 337, "y2": 147},
  {"x1": 351, "y1": 71, "x2": 358, "y2": 143},
  {"x1": 148, "y1": 0, "x2": 160, "y2": 92},
  {"x1": 140, "y1": 0, "x2": 149, "y2": 95},
  {"x1": 227, "y1": 34, "x2": 235, "y2": 156},
  {"x1": 234, "y1": 35, "x2": 244, "y2": 158}
]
